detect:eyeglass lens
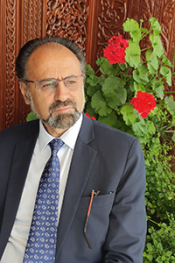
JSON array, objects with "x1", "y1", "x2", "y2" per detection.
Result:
[{"x1": 36, "y1": 76, "x2": 83, "y2": 94}]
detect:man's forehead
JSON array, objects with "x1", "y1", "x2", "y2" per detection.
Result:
[
  {"x1": 31, "y1": 42, "x2": 70, "y2": 56},
  {"x1": 27, "y1": 41, "x2": 81, "y2": 78},
  {"x1": 28, "y1": 42, "x2": 79, "y2": 66}
]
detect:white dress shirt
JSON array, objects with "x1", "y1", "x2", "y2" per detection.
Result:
[{"x1": 1, "y1": 114, "x2": 83, "y2": 263}]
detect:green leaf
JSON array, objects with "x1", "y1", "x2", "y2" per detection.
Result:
[
  {"x1": 150, "y1": 208, "x2": 155, "y2": 214},
  {"x1": 141, "y1": 28, "x2": 149, "y2": 34},
  {"x1": 162, "y1": 54, "x2": 173, "y2": 67},
  {"x1": 123, "y1": 18, "x2": 139, "y2": 31},
  {"x1": 86, "y1": 85, "x2": 97, "y2": 97},
  {"x1": 155, "y1": 85, "x2": 164, "y2": 99},
  {"x1": 146, "y1": 49, "x2": 159, "y2": 73},
  {"x1": 123, "y1": 18, "x2": 141, "y2": 43},
  {"x1": 119, "y1": 63, "x2": 127, "y2": 71},
  {"x1": 86, "y1": 75, "x2": 99, "y2": 87},
  {"x1": 133, "y1": 65, "x2": 149, "y2": 84},
  {"x1": 132, "y1": 119, "x2": 148, "y2": 136},
  {"x1": 166, "y1": 251, "x2": 172, "y2": 257},
  {"x1": 168, "y1": 194, "x2": 173, "y2": 200},
  {"x1": 133, "y1": 70, "x2": 142, "y2": 84},
  {"x1": 148, "y1": 121, "x2": 156, "y2": 134},
  {"x1": 159, "y1": 193, "x2": 164, "y2": 198},
  {"x1": 164, "y1": 96, "x2": 175, "y2": 111},
  {"x1": 160, "y1": 66, "x2": 172, "y2": 86},
  {"x1": 85, "y1": 101, "x2": 97, "y2": 118},
  {"x1": 152, "y1": 79, "x2": 164, "y2": 99},
  {"x1": 125, "y1": 39, "x2": 141, "y2": 68},
  {"x1": 126, "y1": 78, "x2": 135, "y2": 92},
  {"x1": 147, "y1": 63, "x2": 157, "y2": 75},
  {"x1": 149, "y1": 17, "x2": 162, "y2": 35},
  {"x1": 26, "y1": 111, "x2": 38, "y2": 122},
  {"x1": 86, "y1": 64, "x2": 95, "y2": 76},
  {"x1": 146, "y1": 254, "x2": 153, "y2": 262},
  {"x1": 134, "y1": 82, "x2": 146, "y2": 92},
  {"x1": 96, "y1": 57, "x2": 106, "y2": 66},
  {"x1": 131, "y1": 30, "x2": 142, "y2": 43},
  {"x1": 147, "y1": 242, "x2": 154, "y2": 251},
  {"x1": 102, "y1": 76, "x2": 127, "y2": 108},
  {"x1": 91, "y1": 90, "x2": 112, "y2": 116},
  {"x1": 172, "y1": 115, "x2": 175, "y2": 125},
  {"x1": 98, "y1": 75, "x2": 106, "y2": 86},
  {"x1": 100, "y1": 58, "x2": 120, "y2": 76},
  {"x1": 149, "y1": 33, "x2": 164, "y2": 58},
  {"x1": 98, "y1": 111, "x2": 117, "y2": 127},
  {"x1": 157, "y1": 242, "x2": 163, "y2": 250},
  {"x1": 172, "y1": 131, "x2": 175, "y2": 142},
  {"x1": 120, "y1": 104, "x2": 136, "y2": 125}
]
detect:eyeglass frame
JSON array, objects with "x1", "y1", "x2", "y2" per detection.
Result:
[{"x1": 23, "y1": 74, "x2": 85, "y2": 94}]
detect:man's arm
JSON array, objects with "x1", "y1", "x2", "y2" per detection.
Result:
[{"x1": 103, "y1": 139, "x2": 147, "y2": 263}]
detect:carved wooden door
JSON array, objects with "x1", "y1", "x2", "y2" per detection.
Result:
[{"x1": 0, "y1": 0, "x2": 175, "y2": 131}]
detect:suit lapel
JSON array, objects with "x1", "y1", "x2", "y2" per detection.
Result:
[
  {"x1": 0, "y1": 121, "x2": 39, "y2": 252},
  {"x1": 0, "y1": 116, "x2": 96, "y2": 257},
  {"x1": 56, "y1": 115, "x2": 97, "y2": 256}
]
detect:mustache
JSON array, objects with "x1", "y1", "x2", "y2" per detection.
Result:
[{"x1": 49, "y1": 99, "x2": 77, "y2": 114}]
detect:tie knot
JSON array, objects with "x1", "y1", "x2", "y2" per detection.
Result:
[{"x1": 49, "y1": 138, "x2": 64, "y2": 156}]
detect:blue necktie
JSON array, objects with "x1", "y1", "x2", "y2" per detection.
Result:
[{"x1": 23, "y1": 138, "x2": 64, "y2": 262}]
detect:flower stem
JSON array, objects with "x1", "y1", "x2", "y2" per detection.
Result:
[
  {"x1": 148, "y1": 218, "x2": 160, "y2": 226},
  {"x1": 164, "y1": 91, "x2": 175, "y2": 93}
]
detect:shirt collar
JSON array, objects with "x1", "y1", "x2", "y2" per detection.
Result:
[{"x1": 38, "y1": 114, "x2": 83, "y2": 152}]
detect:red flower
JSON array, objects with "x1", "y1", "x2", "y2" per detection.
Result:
[
  {"x1": 130, "y1": 91, "x2": 156, "y2": 118},
  {"x1": 103, "y1": 35, "x2": 129, "y2": 65},
  {"x1": 85, "y1": 113, "x2": 96, "y2": 120}
]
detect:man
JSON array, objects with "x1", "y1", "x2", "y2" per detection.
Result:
[{"x1": 0, "y1": 36, "x2": 146, "y2": 263}]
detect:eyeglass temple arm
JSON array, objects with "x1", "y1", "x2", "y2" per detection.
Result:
[{"x1": 83, "y1": 190, "x2": 100, "y2": 249}]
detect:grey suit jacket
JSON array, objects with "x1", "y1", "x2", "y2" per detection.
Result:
[{"x1": 0, "y1": 114, "x2": 146, "y2": 262}]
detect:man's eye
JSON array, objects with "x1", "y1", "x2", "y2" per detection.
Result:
[
  {"x1": 68, "y1": 80, "x2": 76, "y2": 84},
  {"x1": 65, "y1": 78, "x2": 77, "y2": 85},
  {"x1": 42, "y1": 82, "x2": 56, "y2": 88}
]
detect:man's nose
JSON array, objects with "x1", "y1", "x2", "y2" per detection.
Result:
[{"x1": 54, "y1": 80, "x2": 70, "y2": 101}]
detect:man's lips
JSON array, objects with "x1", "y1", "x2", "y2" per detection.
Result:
[
  {"x1": 52, "y1": 106, "x2": 74, "y2": 114},
  {"x1": 48, "y1": 99, "x2": 77, "y2": 116}
]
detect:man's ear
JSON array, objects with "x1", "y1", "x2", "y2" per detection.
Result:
[{"x1": 20, "y1": 82, "x2": 30, "y2": 105}]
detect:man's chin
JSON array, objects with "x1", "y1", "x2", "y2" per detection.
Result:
[{"x1": 43, "y1": 112, "x2": 81, "y2": 129}]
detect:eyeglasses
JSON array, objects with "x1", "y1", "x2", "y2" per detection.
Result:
[
  {"x1": 84, "y1": 190, "x2": 100, "y2": 249},
  {"x1": 23, "y1": 75, "x2": 84, "y2": 95}
]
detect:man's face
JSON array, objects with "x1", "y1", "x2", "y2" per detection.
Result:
[{"x1": 21, "y1": 43, "x2": 85, "y2": 137}]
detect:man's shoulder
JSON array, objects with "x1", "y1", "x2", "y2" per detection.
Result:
[
  {"x1": 81, "y1": 115, "x2": 140, "y2": 152},
  {"x1": 92, "y1": 119, "x2": 137, "y2": 143},
  {"x1": 0, "y1": 120, "x2": 39, "y2": 141}
]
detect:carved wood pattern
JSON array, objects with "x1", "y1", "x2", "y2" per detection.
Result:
[
  {"x1": 97, "y1": 0, "x2": 127, "y2": 58},
  {"x1": 162, "y1": 0, "x2": 175, "y2": 60},
  {"x1": 23, "y1": 0, "x2": 29, "y2": 44},
  {"x1": 46, "y1": 0, "x2": 89, "y2": 53},
  {"x1": 6, "y1": 0, "x2": 16, "y2": 128},
  {"x1": 20, "y1": 0, "x2": 32, "y2": 124},
  {"x1": 27, "y1": 0, "x2": 43, "y2": 40},
  {"x1": 0, "y1": 1, "x2": 5, "y2": 130},
  {"x1": 37, "y1": 0, "x2": 42, "y2": 38},
  {"x1": 154, "y1": 0, "x2": 162, "y2": 19},
  {"x1": 19, "y1": 0, "x2": 44, "y2": 124},
  {"x1": 22, "y1": 0, "x2": 43, "y2": 44},
  {"x1": 29, "y1": 0, "x2": 34, "y2": 39}
]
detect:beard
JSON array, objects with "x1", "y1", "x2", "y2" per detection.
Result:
[{"x1": 28, "y1": 91, "x2": 85, "y2": 129}]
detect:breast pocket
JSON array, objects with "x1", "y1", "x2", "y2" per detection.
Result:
[
  {"x1": 78, "y1": 192, "x2": 115, "y2": 209},
  {"x1": 77, "y1": 193, "x2": 115, "y2": 248}
]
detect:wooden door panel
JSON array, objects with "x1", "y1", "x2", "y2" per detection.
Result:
[{"x1": 0, "y1": 0, "x2": 45, "y2": 131}]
